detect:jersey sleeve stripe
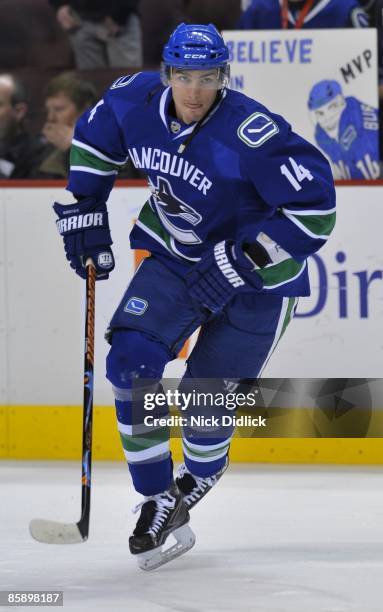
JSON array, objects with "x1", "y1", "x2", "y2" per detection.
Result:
[
  {"x1": 257, "y1": 259, "x2": 307, "y2": 289},
  {"x1": 283, "y1": 210, "x2": 336, "y2": 240},
  {"x1": 282, "y1": 206, "x2": 336, "y2": 216},
  {"x1": 72, "y1": 138, "x2": 128, "y2": 165},
  {"x1": 70, "y1": 165, "x2": 118, "y2": 176},
  {"x1": 70, "y1": 143, "x2": 126, "y2": 173}
]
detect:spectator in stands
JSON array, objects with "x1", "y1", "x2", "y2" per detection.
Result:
[
  {"x1": 238, "y1": 0, "x2": 370, "y2": 29},
  {"x1": 48, "y1": 1, "x2": 142, "y2": 69},
  {"x1": 360, "y1": 0, "x2": 376, "y2": 20},
  {"x1": 36, "y1": 72, "x2": 98, "y2": 179},
  {"x1": 363, "y1": 0, "x2": 383, "y2": 153},
  {"x1": 0, "y1": 74, "x2": 47, "y2": 179},
  {"x1": 37, "y1": 71, "x2": 143, "y2": 179},
  {"x1": 364, "y1": 1, "x2": 382, "y2": 90}
]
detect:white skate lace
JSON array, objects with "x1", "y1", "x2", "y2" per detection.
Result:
[
  {"x1": 133, "y1": 492, "x2": 176, "y2": 536},
  {"x1": 177, "y1": 464, "x2": 218, "y2": 504}
]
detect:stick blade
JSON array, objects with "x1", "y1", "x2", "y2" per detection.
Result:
[{"x1": 29, "y1": 519, "x2": 85, "y2": 544}]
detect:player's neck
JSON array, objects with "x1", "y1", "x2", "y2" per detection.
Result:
[
  {"x1": 168, "y1": 99, "x2": 180, "y2": 122},
  {"x1": 288, "y1": 0, "x2": 318, "y2": 11}
]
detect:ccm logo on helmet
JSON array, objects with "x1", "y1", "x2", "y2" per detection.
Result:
[
  {"x1": 184, "y1": 54, "x2": 207, "y2": 59},
  {"x1": 214, "y1": 242, "x2": 245, "y2": 288}
]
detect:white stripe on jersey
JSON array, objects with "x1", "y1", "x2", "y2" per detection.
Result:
[
  {"x1": 72, "y1": 138, "x2": 129, "y2": 165},
  {"x1": 70, "y1": 165, "x2": 118, "y2": 176},
  {"x1": 282, "y1": 206, "x2": 336, "y2": 216}
]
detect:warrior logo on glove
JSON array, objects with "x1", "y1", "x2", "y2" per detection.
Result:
[
  {"x1": 53, "y1": 197, "x2": 115, "y2": 280},
  {"x1": 214, "y1": 242, "x2": 245, "y2": 289},
  {"x1": 56, "y1": 212, "x2": 103, "y2": 234}
]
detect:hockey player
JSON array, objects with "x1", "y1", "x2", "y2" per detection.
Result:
[
  {"x1": 53, "y1": 23, "x2": 336, "y2": 570},
  {"x1": 238, "y1": 0, "x2": 369, "y2": 29},
  {"x1": 308, "y1": 79, "x2": 380, "y2": 179}
]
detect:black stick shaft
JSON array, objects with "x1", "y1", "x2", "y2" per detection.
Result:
[{"x1": 78, "y1": 264, "x2": 96, "y2": 540}]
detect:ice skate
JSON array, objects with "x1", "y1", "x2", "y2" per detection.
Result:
[
  {"x1": 129, "y1": 482, "x2": 195, "y2": 571},
  {"x1": 175, "y1": 458, "x2": 229, "y2": 510}
]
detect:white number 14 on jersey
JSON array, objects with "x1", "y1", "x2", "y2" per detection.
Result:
[{"x1": 280, "y1": 157, "x2": 313, "y2": 191}]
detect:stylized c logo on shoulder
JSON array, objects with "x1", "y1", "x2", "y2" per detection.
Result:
[{"x1": 237, "y1": 112, "x2": 279, "y2": 148}]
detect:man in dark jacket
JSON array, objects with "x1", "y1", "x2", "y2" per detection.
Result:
[
  {"x1": 0, "y1": 74, "x2": 47, "y2": 179},
  {"x1": 49, "y1": 1, "x2": 142, "y2": 68},
  {"x1": 238, "y1": 0, "x2": 369, "y2": 29}
]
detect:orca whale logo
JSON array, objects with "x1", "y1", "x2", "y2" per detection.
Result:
[{"x1": 149, "y1": 176, "x2": 202, "y2": 244}]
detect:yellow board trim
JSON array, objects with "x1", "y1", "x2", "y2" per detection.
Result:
[
  {"x1": 0, "y1": 405, "x2": 7, "y2": 457},
  {"x1": 0, "y1": 405, "x2": 382, "y2": 464}
]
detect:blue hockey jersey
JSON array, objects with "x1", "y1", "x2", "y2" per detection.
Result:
[
  {"x1": 67, "y1": 72, "x2": 335, "y2": 297},
  {"x1": 238, "y1": 0, "x2": 369, "y2": 29},
  {"x1": 313, "y1": 97, "x2": 380, "y2": 179}
]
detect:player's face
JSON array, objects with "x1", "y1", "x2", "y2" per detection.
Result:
[
  {"x1": 313, "y1": 94, "x2": 346, "y2": 132},
  {"x1": 44, "y1": 92, "x2": 80, "y2": 127},
  {"x1": 170, "y1": 69, "x2": 219, "y2": 124}
]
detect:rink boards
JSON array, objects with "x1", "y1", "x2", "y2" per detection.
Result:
[
  {"x1": 0, "y1": 180, "x2": 382, "y2": 463},
  {"x1": 1, "y1": 404, "x2": 383, "y2": 464}
]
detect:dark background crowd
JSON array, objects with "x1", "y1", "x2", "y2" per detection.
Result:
[{"x1": 0, "y1": 0, "x2": 381, "y2": 180}]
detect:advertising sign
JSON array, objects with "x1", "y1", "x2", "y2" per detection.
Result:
[{"x1": 223, "y1": 29, "x2": 379, "y2": 180}]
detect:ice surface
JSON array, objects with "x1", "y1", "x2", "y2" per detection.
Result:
[{"x1": 1, "y1": 462, "x2": 382, "y2": 612}]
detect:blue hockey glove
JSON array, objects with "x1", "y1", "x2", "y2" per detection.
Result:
[
  {"x1": 53, "y1": 197, "x2": 115, "y2": 280},
  {"x1": 187, "y1": 234, "x2": 292, "y2": 314},
  {"x1": 186, "y1": 239, "x2": 265, "y2": 315}
]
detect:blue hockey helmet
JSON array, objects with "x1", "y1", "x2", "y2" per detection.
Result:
[
  {"x1": 308, "y1": 80, "x2": 343, "y2": 110},
  {"x1": 161, "y1": 23, "x2": 230, "y2": 88}
]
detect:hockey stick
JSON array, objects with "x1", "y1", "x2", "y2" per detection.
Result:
[{"x1": 30, "y1": 261, "x2": 96, "y2": 544}]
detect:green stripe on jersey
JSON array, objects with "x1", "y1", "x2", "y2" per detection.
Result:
[
  {"x1": 257, "y1": 258, "x2": 305, "y2": 288},
  {"x1": 281, "y1": 297, "x2": 297, "y2": 337},
  {"x1": 70, "y1": 144, "x2": 123, "y2": 173},
  {"x1": 289, "y1": 211, "x2": 336, "y2": 237},
  {"x1": 137, "y1": 201, "x2": 172, "y2": 250}
]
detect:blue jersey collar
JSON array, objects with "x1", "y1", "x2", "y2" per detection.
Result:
[{"x1": 159, "y1": 87, "x2": 227, "y2": 141}]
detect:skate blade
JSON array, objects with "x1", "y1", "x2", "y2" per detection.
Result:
[{"x1": 137, "y1": 524, "x2": 196, "y2": 571}]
